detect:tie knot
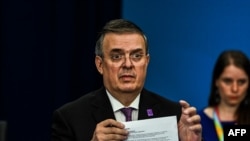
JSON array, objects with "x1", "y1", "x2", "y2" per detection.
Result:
[{"x1": 120, "y1": 107, "x2": 133, "y2": 121}]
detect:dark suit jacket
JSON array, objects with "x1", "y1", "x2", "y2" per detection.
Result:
[{"x1": 51, "y1": 87, "x2": 182, "y2": 141}]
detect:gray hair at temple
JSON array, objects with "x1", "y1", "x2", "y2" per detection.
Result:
[{"x1": 95, "y1": 19, "x2": 149, "y2": 57}]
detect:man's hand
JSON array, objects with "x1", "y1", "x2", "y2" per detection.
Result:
[
  {"x1": 178, "y1": 100, "x2": 202, "y2": 141},
  {"x1": 91, "y1": 119, "x2": 128, "y2": 141}
]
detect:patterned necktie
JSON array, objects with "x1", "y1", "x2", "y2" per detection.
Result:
[{"x1": 120, "y1": 107, "x2": 133, "y2": 122}]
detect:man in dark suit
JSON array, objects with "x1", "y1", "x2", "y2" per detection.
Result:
[{"x1": 51, "y1": 19, "x2": 202, "y2": 141}]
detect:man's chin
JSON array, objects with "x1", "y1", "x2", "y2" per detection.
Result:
[{"x1": 119, "y1": 87, "x2": 140, "y2": 93}]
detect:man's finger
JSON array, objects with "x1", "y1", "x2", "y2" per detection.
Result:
[
  {"x1": 99, "y1": 119, "x2": 125, "y2": 129},
  {"x1": 179, "y1": 100, "x2": 190, "y2": 108}
]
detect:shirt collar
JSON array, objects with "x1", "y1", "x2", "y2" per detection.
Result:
[{"x1": 106, "y1": 89, "x2": 140, "y2": 112}]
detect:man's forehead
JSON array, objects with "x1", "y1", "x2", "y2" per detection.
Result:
[
  {"x1": 108, "y1": 48, "x2": 145, "y2": 53},
  {"x1": 102, "y1": 33, "x2": 146, "y2": 53}
]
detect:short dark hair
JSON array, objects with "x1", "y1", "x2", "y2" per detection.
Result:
[{"x1": 95, "y1": 19, "x2": 148, "y2": 57}]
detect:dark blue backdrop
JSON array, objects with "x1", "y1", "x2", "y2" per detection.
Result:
[
  {"x1": 0, "y1": 0, "x2": 120, "y2": 140},
  {"x1": 122, "y1": 0, "x2": 250, "y2": 110}
]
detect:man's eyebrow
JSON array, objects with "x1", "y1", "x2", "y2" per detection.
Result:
[
  {"x1": 110, "y1": 48, "x2": 123, "y2": 53},
  {"x1": 109, "y1": 48, "x2": 144, "y2": 54},
  {"x1": 131, "y1": 48, "x2": 144, "y2": 53}
]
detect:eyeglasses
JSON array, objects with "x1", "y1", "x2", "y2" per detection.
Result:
[{"x1": 109, "y1": 52, "x2": 147, "y2": 62}]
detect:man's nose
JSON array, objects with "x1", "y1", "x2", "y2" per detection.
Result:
[{"x1": 122, "y1": 55, "x2": 133, "y2": 67}]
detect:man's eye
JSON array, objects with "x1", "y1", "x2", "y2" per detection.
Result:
[
  {"x1": 111, "y1": 54, "x2": 123, "y2": 60},
  {"x1": 130, "y1": 53, "x2": 143, "y2": 59}
]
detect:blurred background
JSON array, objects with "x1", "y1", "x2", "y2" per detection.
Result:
[{"x1": 1, "y1": 0, "x2": 250, "y2": 140}]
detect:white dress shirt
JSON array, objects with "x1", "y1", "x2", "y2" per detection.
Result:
[{"x1": 106, "y1": 90, "x2": 140, "y2": 122}]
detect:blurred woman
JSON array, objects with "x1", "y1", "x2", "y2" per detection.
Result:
[{"x1": 198, "y1": 50, "x2": 250, "y2": 141}]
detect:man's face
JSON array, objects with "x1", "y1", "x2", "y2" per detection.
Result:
[{"x1": 95, "y1": 33, "x2": 149, "y2": 96}]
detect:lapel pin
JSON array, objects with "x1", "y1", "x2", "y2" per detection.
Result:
[{"x1": 147, "y1": 109, "x2": 153, "y2": 116}]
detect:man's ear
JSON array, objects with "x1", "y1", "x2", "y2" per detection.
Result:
[{"x1": 95, "y1": 56, "x2": 103, "y2": 75}]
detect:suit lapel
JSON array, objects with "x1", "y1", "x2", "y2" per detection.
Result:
[
  {"x1": 90, "y1": 87, "x2": 164, "y2": 122},
  {"x1": 91, "y1": 87, "x2": 116, "y2": 123},
  {"x1": 138, "y1": 89, "x2": 161, "y2": 120}
]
